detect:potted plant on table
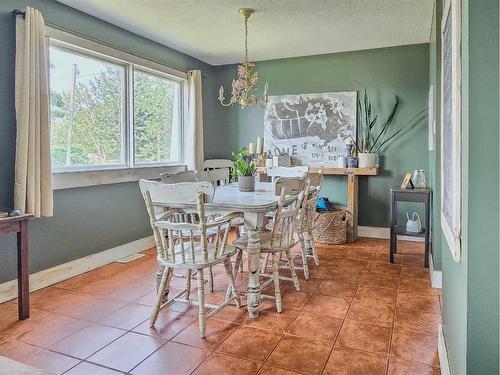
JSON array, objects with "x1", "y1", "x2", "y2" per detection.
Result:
[
  {"x1": 355, "y1": 85, "x2": 427, "y2": 168},
  {"x1": 232, "y1": 147, "x2": 257, "y2": 192}
]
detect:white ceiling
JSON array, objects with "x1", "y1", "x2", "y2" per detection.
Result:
[{"x1": 55, "y1": 0, "x2": 434, "y2": 66}]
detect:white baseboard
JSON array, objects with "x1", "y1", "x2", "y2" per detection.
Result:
[
  {"x1": 358, "y1": 226, "x2": 424, "y2": 242},
  {"x1": 429, "y1": 252, "x2": 443, "y2": 288},
  {"x1": 0, "y1": 236, "x2": 155, "y2": 304},
  {"x1": 438, "y1": 324, "x2": 451, "y2": 375}
]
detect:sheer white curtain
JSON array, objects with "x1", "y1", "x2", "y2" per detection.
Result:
[
  {"x1": 14, "y1": 7, "x2": 53, "y2": 217},
  {"x1": 184, "y1": 70, "x2": 204, "y2": 171}
]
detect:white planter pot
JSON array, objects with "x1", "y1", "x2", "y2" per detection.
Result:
[
  {"x1": 272, "y1": 155, "x2": 292, "y2": 167},
  {"x1": 358, "y1": 153, "x2": 376, "y2": 168},
  {"x1": 238, "y1": 175, "x2": 255, "y2": 192}
]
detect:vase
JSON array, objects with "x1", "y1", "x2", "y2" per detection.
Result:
[
  {"x1": 358, "y1": 153, "x2": 376, "y2": 168},
  {"x1": 238, "y1": 175, "x2": 255, "y2": 192},
  {"x1": 347, "y1": 156, "x2": 358, "y2": 168}
]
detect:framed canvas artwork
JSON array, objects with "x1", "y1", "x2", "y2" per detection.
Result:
[
  {"x1": 440, "y1": 0, "x2": 462, "y2": 262},
  {"x1": 263, "y1": 91, "x2": 357, "y2": 165}
]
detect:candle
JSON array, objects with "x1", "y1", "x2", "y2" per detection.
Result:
[
  {"x1": 256, "y1": 137, "x2": 263, "y2": 154},
  {"x1": 248, "y1": 142, "x2": 255, "y2": 154}
]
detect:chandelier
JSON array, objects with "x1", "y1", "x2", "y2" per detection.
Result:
[{"x1": 218, "y1": 8, "x2": 269, "y2": 108}]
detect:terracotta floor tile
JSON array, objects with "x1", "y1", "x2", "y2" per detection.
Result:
[
  {"x1": 88, "y1": 262, "x2": 128, "y2": 278},
  {"x1": 399, "y1": 278, "x2": 437, "y2": 296},
  {"x1": 366, "y1": 262, "x2": 401, "y2": 276},
  {"x1": 258, "y1": 365, "x2": 302, "y2": 374},
  {"x1": 394, "y1": 307, "x2": 441, "y2": 336},
  {"x1": 387, "y1": 358, "x2": 441, "y2": 375},
  {"x1": 17, "y1": 315, "x2": 89, "y2": 348},
  {"x1": 267, "y1": 335, "x2": 331, "y2": 375},
  {"x1": 214, "y1": 305, "x2": 249, "y2": 323},
  {"x1": 288, "y1": 311, "x2": 343, "y2": 342},
  {"x1": 324, "y1": 268, "x2": 363, "y2": 283},
  {"x1": 133, "y1": 309, "x2": 196, "y2": 340},
  {"x1": 336, "y1": 259, "x2": 369, "y2": 272},
  {"x1": 24, "y1": 348, "x2": 81, "y2": 374},
  {"x1": 55, "y1": 272, "x2": 100, "y2": 290},
  {"x1": 261, "y1": 291, "x2": 311, "y2": 311},
  {"x1": 371, "y1": 252, "x2": 392, "y2": 264},
  {"x1": 314, "y1": 249, "x2": 344, "y2": 265},
  {"x1": 323, "y1": 346, "x2": 388, "y2": 375},
  {"x1": 50, "y1": 323, "x2": 125, "y2": 359},
  {"x1": 400, "y1": 265, "x2": 430, "y2": 280},
  {"x1": 403, "y1": 254, "x2": 425, "y2": 266},
  {"x1": 0, "y1": 309, "x2": 57, "y2": 340},
  {"x1": 218, "y1": 325, "x2": 283, "y2": 362},
  {"x1": 87, "y1": 332, "x2": 165, "y2": 372},
  {"x1": 244, "y1": 307, "x2": 300, "y2": 333},
  {"x1": 303, "y1": 294, "x2": 350, "y2": 318},
  {"x1": 29, "y1": 287, "x2": 70, "y2": 310},
  {"x1": 131, "y1": 341, "x2": 211, "y2": 375},
  {"x1": 360, "y1": 272, "x2": 400, "y2": 289},
  {"x1": 33, "y1": 291, "x2": 96, "y2": 316},
  {"x1": 337, "y1": 321, "x2": 391, "y2": 354},
  {"x1": 0, "y1": 338, "x2": 43, "y2": 361},
  {"x1": 315, "y1": 280, "x2": 358, "y2": 300},
  {"x1": 98, "y1": 302, "x2": 151, "y2": 330},
  {"x1": 397, "y1": 292, "x2": 441, "y2": 314},
  {"x1": 193, "y1": 352, "x2": 261, "y2": 375},
  {"x1": 344, "y1": 248, "x2": 374, "y2": 261},
  {"x1": 398, "y1": 241, "x2": 425, "y2": 254},
  {"x1": 390, "y1": 329, "x2": 439, "y2": 367},
  {"x1": 347, "y1": 300, "x2": 395, "y2": 327},
  {"x1": 172, "y1": 318, "x2": 238, "y2": 350},
  {"x1": 65, "y1": 361, "x2": 123, "y2": 374},
  {"x1": 354, "y1": 285, "x2": 397, "y2": 307},
  {"x1": 306, "y1": 265, "x2": 333, "y2": 279}
]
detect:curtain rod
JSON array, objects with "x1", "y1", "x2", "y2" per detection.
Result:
[{"x1": 11, "y1": 9, "x2": 206, "y2": 79}]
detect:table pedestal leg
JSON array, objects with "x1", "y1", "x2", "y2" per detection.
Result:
[{"x1": 244, "y1": 212, "x2": 263, "y2": 319}]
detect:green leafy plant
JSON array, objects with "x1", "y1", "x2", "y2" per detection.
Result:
[
  {"x1": 356, "y1": 84, "x2": 427, "y2": 153},
  {"x1": 231, "y1": 147, "x2": 256, "y2": 177}
]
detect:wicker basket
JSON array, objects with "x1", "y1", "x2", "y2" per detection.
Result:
[{"x1": 313, "y1": 205, "x2": 348, "y2": 245}]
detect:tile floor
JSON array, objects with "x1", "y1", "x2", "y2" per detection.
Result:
[{"x1": 0, "y1": 237, "x2": 441, "y2": 374}]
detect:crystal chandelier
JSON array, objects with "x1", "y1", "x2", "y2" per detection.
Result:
[{"x1": 218, "y1": 8, "x2": 269, "y2": 108}]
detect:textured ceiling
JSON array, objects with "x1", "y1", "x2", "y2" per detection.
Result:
[{"x1": 55, "y1": 0, "x2": 434, "y2": 66}]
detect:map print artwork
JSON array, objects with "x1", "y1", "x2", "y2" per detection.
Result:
[{"x1": 263, "y1": 91, "x2": 357, "y2": 165}]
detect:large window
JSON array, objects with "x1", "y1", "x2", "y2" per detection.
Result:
[{"x1": 48, "y1": 32, "x2": 185, "y2": 173}]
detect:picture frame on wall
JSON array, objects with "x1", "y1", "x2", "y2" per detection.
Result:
[
  {"x1": 440, "y1": 0, "x2": 462, "y2": 262},
  {"x1": 428, "y1": 84, "x2": 435, "y2": 151}
]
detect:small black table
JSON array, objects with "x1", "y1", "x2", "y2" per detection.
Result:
[{"x1": 389, "y1": 187, "x2": 432, "y2": 267}]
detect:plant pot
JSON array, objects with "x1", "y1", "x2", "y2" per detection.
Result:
[
  {"x1": 347, "y1": 156, "x2": 358, "y2": 168},
  {"x1": 272, "y1": 155, "x2": 292, "y2": 167},
  {"x1": 358, "y1": 153, "x2": 376, "y2": 168},
  {"x1": 238, "y1": 175, "x2": 255, "y2": 192}
]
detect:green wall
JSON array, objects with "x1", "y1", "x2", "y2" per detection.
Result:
[
  {"x1": 436, "y1": 0, "x2": 500, "y2": 373},
  {"x1": 0, "y1": 0, "x2": 219, "y2": 283},
  {"x1": 214, "y1": 44, "x2": 430, "y2": 227}
]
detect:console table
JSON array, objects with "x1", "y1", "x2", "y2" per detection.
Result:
[
  {"x1": 0, "y1": 214, "x2": 33, "y2": 319},
  {"x1": 389, "y1": 187, "x2": 431, "y2": 267},
  {"x1": 256, "y1": 166, "x2": 378, "y2": 241}
]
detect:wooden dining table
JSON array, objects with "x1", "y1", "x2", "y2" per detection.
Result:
[{"x1": 156, "y1": 182, "x2": 283, "y2": 318}]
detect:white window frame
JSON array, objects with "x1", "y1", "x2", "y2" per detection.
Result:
[
  {"x1": 440, "y1": 0, "x2": 462, "y2": 262},
  {"x1": 46, "y1": 27, "x2": 188, "y2": 189}
]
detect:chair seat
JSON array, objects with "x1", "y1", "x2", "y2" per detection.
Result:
[
  {"x1": 158, "y1": 242, "x2": 238, "y2": 269},
  {"x1": 232, "y1": 231, "x2": 295, "y2": 253}
]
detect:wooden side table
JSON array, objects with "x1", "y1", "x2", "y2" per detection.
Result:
[
  {"x1": 389, "y1": 187, "x2": 432, "y2": 267},
  {"x1": 0, "y1": 214, "x2": 33, "y2": 319}
]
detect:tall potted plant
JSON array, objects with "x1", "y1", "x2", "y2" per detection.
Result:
[
  {"x1": 356, "y1": 85, "x2": 427, "y2": 168},
  {"x1": 232, "y1": 147, "x2": 257, "y2": 192}
]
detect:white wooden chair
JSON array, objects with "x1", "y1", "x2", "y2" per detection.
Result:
[
  {"x1": 139, "y1": 179, "x2": 218, "y2": 292},
  {"x1": 141, "y1": 184, "x2": 241, "y2": 338},
  {"x1": 231, "y1": 190, "x2": 302, "y2": 313},
  {"x1": 203, "y1": 159, "x2": 233, "y2": 170},
  {"x1": 197, "y1": 168, "x2": 230, "y2": 186},
  {"x1": 161, "y1": 170, "x2": 197, "y2": 184}
]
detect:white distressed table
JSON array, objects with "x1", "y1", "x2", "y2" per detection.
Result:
[{"x1": 155, "y1": 182, "x2": 280, "y2": 318}]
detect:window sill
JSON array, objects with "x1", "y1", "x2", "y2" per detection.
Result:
[{"x1": 52, "y1": 165, "x2": 187, "y2": 190}]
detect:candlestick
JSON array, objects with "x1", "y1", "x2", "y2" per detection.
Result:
[
  {"x1": 256, "y1": 137, "x2": 263, "y2": 154},
  {"x1": 248, "y1": 142, "x2": 255, "y2": 154}
]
